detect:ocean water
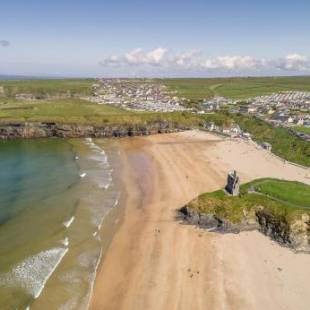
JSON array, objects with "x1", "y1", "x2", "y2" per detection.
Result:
[{"x1": 0, "y1": 138, "x2": 121, "y2": 309}]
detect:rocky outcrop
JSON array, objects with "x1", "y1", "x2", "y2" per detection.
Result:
[
  {"x1": 0, "y1": 121, "x2": 191, "y2": 139},
  {"x1": 256, "y1": 210, "x2": 310, "y2": 252},
  {"x1": 290, "y1": 213, "x2": 310, "y2": 252},
  {"x1": 179, "y1": 206, "x2": 310, "y2": 253},
  {"x1": 256, "y1": 210, "x2": 291, "y2": 245},
  {"x1": 179, "y1": 206, "x2": 259, "y2": 234}
]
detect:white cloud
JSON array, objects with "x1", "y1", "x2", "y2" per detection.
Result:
[
  {"x1": 171, "y1": 49, "x2": 201, "y2": 68},
  {"x1": 200, "y1": 56, "x2": 261, "y2": 70},
  {"x1": 99, "y1": 55, "x2": 120, "y2": 66},
  {"x1": 102, "y1": 47, "x2": 168, "y2": 67},
  {"x1": 100, "y1": 48, "x2": 310, "y2": 72},
  {"x1": 145, "y1": 47, "x2": 167, "y2": 65},
  {"x1": 273, "y1": 54, "x2": 310, "y2": 71},
  {"x1": 124, "y1": 48, "x2": 145, "y2": 65}
]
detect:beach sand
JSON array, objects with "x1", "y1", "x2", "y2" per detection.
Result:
[{"x1": 90, "y1": 130, "x2": 310, "y2": 310}]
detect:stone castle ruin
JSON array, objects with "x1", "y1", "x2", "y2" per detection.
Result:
[{"x1": 225, "y1": 170, "x2": 240, "y2": 196}]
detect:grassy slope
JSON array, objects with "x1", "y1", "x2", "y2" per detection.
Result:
[
  {"x1": 163, "y1": 76, "x2": 310, "y2": 100},
  {"x1": 189, "y1": 178, "x2": 310, "y2": 224},
  {"x1": 0, "y1": 79, "x2": 94, "y2": 97},
  {"x1": 197, "y1": 111, "x2": 310, "y2": 167},
  {"x1": 230, "y1": 113, "x2": 310, "y2": 166}
]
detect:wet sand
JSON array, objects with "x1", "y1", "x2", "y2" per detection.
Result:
[{"x1": 90, "y1": 131, "x2": 310, "y2": 310}]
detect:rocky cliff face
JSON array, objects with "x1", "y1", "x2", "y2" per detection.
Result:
[
  {"x1": 0, "y1": 121, "x2": 190, "y2": 139},
  {"x1": 179, "y1": 206, "x2": 310, "y2": 253},
  {"x1": 256, "y1": 210, "x2": 291, "y2": 245},
  {"x1": 179, "y1": 206, "x2": 259, "y2": 233}
]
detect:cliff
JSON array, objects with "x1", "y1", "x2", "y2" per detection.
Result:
[
  {"x1": 179, "y1": 206, "x2": 310, "y2": 253},
  {"x1": 0, "y1": 121, "x2": 190, "y2": 139}
]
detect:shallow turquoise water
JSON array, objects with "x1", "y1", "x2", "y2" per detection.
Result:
[
  {"x1": 0, "y1": 139, "x2": 78, "y2": 225},
  {"x1": 0, "y1": 138, "x2": 121, "y2": 309}
]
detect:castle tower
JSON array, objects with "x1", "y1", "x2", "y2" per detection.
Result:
[{"x1": 225, "y1": 170, "x2": 240, "y2": 196}]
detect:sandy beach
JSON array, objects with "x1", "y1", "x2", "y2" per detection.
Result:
[{"x1": 90, "y1": 130, "x2": 310, "y2": 310}]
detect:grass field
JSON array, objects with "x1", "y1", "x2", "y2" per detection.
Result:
[
  {"x1": 241, "y1": 179, "x2": 310, "y2": 208},
  {"x1": 2, "y1": 77, "x2": 310, "y2": 101},
  {"x1": 0, "y1": 79, "x2": 94, "y2": 97},
  {"x1": 163, "y1": 76, "x2": 310, "y2": 100},
  {"x1": 0, "y1": 98, "x2": 126, "y2": 119},
  {"x1": 189, "y1": 178, "x2": 310, "y2": 224},
  {"x1": 0, "y1": 98, "x2": 202, "y2": 127}
]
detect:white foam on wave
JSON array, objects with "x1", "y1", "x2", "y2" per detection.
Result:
[
  {"x1": 85, "y1": 138, "x2": 103, "y2": 152},
  {"x1": 96, "y1": 192, "x2": 120, "y2": 231},
  {"x1": 99, "y1": 182, "x2": 110, "y2": 190},
  {"x1": 90, "y1": 144, "x2": 102, "y2": 151},
  {"x1": 0, "y1": 247, "x2": 68, "y2": 299},
  {"x1": 85, "y1": 247, "x2": 103, "y2": 310},
  {"x1": 63, "y1": 216, "x2": 75, "y2": 228},
  {"x1": 58, "y1": 298, "x2": 78, "y2": 310},
  {"x1": 84, "y1": 139, "x2": 113, "y2": 192},
  {"x1": 113, "y1": 196, "x2": 120, "y2": 208},
  {"x1": 61, "y1": 237, "x2": 69, "y2": 247},
  {"x1": 80, "y1": 172, "x2": 87, "y2": 178}
]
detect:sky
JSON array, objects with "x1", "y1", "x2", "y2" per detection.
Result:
[{"x1": 0, "y1": 0, "x2": 310, "y2": 77}]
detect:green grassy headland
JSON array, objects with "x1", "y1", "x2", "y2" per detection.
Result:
[{"x1": 188, "y1": 178, "x2": 310, "y2": 224}]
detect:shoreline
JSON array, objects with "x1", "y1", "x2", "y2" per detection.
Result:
[
  {"x1": 85, "y1": 143, "x2": 128, "y2": 308},
  {"x1": 29, "y1": 138, "x2": 123, "y2": 310},
  {"x1": 90, "y1": 130, "x2": 310, "y2": 310}
]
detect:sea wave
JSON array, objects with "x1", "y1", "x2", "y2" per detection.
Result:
[
  {"x1": 62, "y1": 140, "x2": 120, "y2": 309},
  {"x1": 84, "y1": 138, "x2": 113, "y2": 190},
  {"x1": 63, "y1": 216, "x2": 75, "y2": 228},
  {"x1": 95, "y1": 191, "x2": 120, "y2": 231},
  {"x1": 61, "y1": 237, "x2": 69, "y2": 247},
  {"x1": 84, "y1": 247, "x2": 103, "y2": 310},
  {"x1": 80, "y1": 172, "x2": 87, "y2": 178},
  {"x1": 0, "y1": 247, "x2": 68, "y2": 299}
]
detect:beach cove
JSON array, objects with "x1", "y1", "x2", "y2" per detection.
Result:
[
  {"x1": 1, "y1": 130, "x2": 309, "y2": 310},
  {"x1": 91, "y1": 130, "x2": 310, "y2": 310}
]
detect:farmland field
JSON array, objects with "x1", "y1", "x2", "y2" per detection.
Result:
[
  {"x1": 163, "y1": 76, "x2": 310, "y2": 100},
  {"x1": 0, "y1": 79, "x2": 94, "y2": 97}
]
